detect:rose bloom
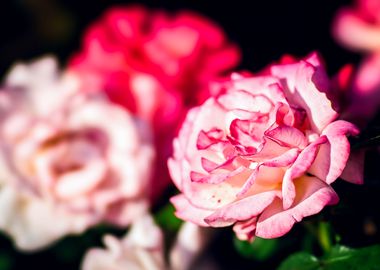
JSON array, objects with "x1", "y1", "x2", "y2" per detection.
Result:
[
  {"x1": 69, "y1": 5, "x2": 240, "y2": 200},
  {"x1": 82, "y1": 215, "x2": 211, "y2": 270},
  {"x1": 0, "y1": 57, "x2": 154, "y2": 250},
  {"x1": 333, "y1": 0, "x2": 380, "y2": 123},
  {"x1": 169, "y1": 53, "x2": 362, "y2": 241}
]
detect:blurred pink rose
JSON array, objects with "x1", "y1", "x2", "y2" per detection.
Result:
[
  {"x1": 69, "y1": 6, "x2": 241, "y2": 200},
  {"x1": 169, "y1": 53, "x2": 362, "y2": 241},
  {"x1": 82, "y1": 215, "x2": 212, "y2": 270},
  {"x1": 333, "y1": 0, "x2": 380, "y2": 123},
  {"x1": 0, "y1": 57, "x2": 154, "y2": 250}
]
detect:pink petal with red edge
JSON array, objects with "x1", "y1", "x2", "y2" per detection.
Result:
[
  {"x1": 196, "y1": 128, "x2": 224, "y2": 150},
  {"x1": 308, "y1": 120, "x2": 359, "y2": 184},
  {"x1": 201, "y1": 157, "x2": 220, "y2": 172},
  {"x1": 282, "y1": 136, "x2": 327, "y2": 209},
  {"x1": 190, "y1": 166, "x2": 245, "y2": 185},
  {"x1": 204, "y1": 191, "x2": 279, "y2": 227},
  {"x1": 231, "y1": 76, "x2": 288, "y2": 105},
  {"x1": 171, "y1": 195, "x2": 213, "y2": 227},
  {"x1": 265, "y1": 126, "x2": 308, "y2": 149},
  {"x1": 249, "y1": 137, "x2": 290, "y2": 161},
  {"x1": 256, "y1": 176, "x2": 339, "y2": 238},
  {"x1": 233, "y1": 218, "x2": 257, "y2": 242},
  {"x1": 229, "y1": 118, "x2": 266, "y2": 149},
  {"x1": 237, "y1": 148, "x2": 299, "y2": 197},
  {"x1": 217, "y1": 90, "x2": 274, "y2": 114},
  {"x1": 271, "y1": 60, "x2": 337, "y2": 133}
]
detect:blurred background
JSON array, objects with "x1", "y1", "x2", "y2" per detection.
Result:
[
  {"x1": 0, "y1": 0, "x2": 359, "y2": 76},
  {"x1": 0, "y1": 0, "x2": 379, "y2": 269}
]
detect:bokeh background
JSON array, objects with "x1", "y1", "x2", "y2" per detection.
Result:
[{"x1": 0, "y1": 0, "x2": 379, "y2": 269}]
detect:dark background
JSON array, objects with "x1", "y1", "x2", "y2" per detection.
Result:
[
  {"x1": 1, "y1": 0, "x2": 379, "y2": 269},
  {"x1": 0, "y1": 0, "x2": 358, "y2": 76}
]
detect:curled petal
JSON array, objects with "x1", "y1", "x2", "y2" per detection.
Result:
[
  {"x1": 171, "y1": 195, "x2": 213, "y2": 227},
  {"x1": 271, "y1": 60, "x2": 338, "y2": 133},
  {"x1": 282, "y1": 136, "x2": 327, "y2": 209},
  {"x1": 233, "y1": 218, "x2": 257, "y2": 242},
  {"x1": 256, "y1": 176, "x2": 339, "y2": 238},
  {"x1": 204, "y1": 191, "x2": 279, "y2": 227},
  {"x1": 309, "y1": 120, "x2": 359, "y2": 184},
  {"x1": 238, "y1": 148, "x2": 299, "y2": 197}
]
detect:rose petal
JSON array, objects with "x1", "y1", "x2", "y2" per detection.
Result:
[
  {"x1": 271, "y1": 60, "x2": 338, "y2": 133},
  {"x1": 308, "y1": 120, "x2": 359, "y2": 184},
  {"x1": 256, "y1": 176, "x2": 339, "y2": 238},
  {"x1": 171, "y1": 195, "x2": 213, "y2": 227},
  {"x1": 204, "y1": 191, "x2": 279, "y2": 227},
  {"x1": 233, "y1": 218, "x2": 257, "y2": 242},
  {"x1": 265, "y1": 125, "x2": 308, "y2": 149},
  {"x1": 282, "y1": 136, "x2": 327, "y2": 209}
]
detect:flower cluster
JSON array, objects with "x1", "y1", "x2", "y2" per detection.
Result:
[{"x1": 0, "y1": 2, "x2": 375, "y2": 269}]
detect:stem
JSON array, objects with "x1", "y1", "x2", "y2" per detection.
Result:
[{"x1": 318, "y1": 221, "x2": 333, "y2": 254}]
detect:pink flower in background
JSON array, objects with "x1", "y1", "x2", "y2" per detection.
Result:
[
  {"x1": 69, "y1": 6, "x2": 241, "y2": 200},
  {"x1": 333, "y1": 0, "x2": 380, "y2": 123},
  {"x1": 0, "y1": 57, "x2": 154, "y2": 250},
  {"x1": 169, "y1": 53, "x2": 362, "y2": 241},
  {"x1": 82, "y1": 215, "x2": 212, "y2": 270}
]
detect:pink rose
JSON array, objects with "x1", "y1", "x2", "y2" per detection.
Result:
[
  {"x1": 69, "y1": 6, "x2": 241, "y2": 200},
  {"x1": 82, "y1": 215, "x2": 211, "y2": 270},
  {"x1": 169, "y1": 53, "x2": 362, "y2": 241},
  {"x1": 0, "y1": 57, "x2": 154, "y2": 250},
  {"x1": 333, "y1": 0, "x2": 380, "y2": 123}
]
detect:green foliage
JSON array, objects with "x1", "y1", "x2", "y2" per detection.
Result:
[
  {"x1": 234, "y1": 236, "x2": 280, "y2": 261},
  {"x1": 154, "y1": 203, "x2": 183, "y2": 232},
  {"x1": 0, "y1": 253, "x2": 13, "y2": 270},
  {"x1": 278, "y1": 245, "x2": 380, "y2": 270}
]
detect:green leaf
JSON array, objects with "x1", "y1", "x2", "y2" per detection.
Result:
[
  {"x1": 278, "y1": 252, "x2": 319, "y2": 270},
  {"x1": 234, "y1": 236, "x2": 279, "y2": 261},
  {"x1": 154, "y1": 203, "x2": 182, "y2": 232},
  {"x1": 322, "y1": 245, "x2": 380, "y2": 269},
  {"x1": 0, "y1": 253, "x2": 13, "y2": 270},
  {"x1": 278, "y1": 245, "x2": 380, "y2": 270}
]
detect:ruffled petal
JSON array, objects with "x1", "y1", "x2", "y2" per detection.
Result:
[
  {"x1": 308, "y1": 120, "x2": 359, "y2": 184},
  {"x1": 271, "y1": 59, "x2": 338, "y2": 133}
]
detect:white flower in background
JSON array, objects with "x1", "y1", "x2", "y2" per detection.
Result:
[
  {"x1": 0, "y1": 57, "x2": 155, "y2": 251},
  {"x1": 81, "y1": 215, "x2": 213, "y2": 270}
]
